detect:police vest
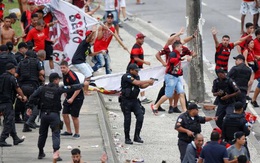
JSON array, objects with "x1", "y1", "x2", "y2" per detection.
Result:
[
  {"x1": 223, "y1": 114, "x2": 246, "y2": 142},
  {"x1": 215, "y1": 77, "x2": 235, "y2": 104},
  {"x1": 0, "y1": 53, "x2": 16, "y2": 75},
  {"x1": 40, "y1": 85, "x2": 61, "y2": 112},
  {"x1": 179, "y1": 113, "x2": 202, "y2": 143},
  {"x1": 0, "y1": 73, "x2": 15, "y2": 103},
  {"x1": 121, "y1": 73, "x2": 140, "y2": 99},
  {"x1": 19, "y1": 57, "x2": 39, "y2": 83},
  {"x1": 231, "y1": 64, "x2": 251, "y2": 92}
]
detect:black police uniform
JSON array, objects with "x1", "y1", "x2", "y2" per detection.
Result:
[
  {"x1": 212, "y1": 77, "x2": 240, "y2": 129},
  {"x1": 0, "y1": 71, "x2": 24, "y2": 146},
  {"x1": 120, "y1": 72, "x2": 144, "y2": 143},
  {"x1": 175, "y1": 111, "x2": 206, "y2": 161},
  {"x1": 228, "y1": 63, "x2": 251, "y2": 110},
  {"x1": 15, "y1": 56, "x2": 43, "y2": 129},
  {"x1": 0, "y1": 52, "x2": 17, "y2": 75},
  {"x1": 222, "y1": 113, "x2": 250, "y2": 144},
  {"x1": 27, "y1": 82, "x2": 84, "y2": 156}
]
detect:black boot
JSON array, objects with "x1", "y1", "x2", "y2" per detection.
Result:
[
  {"x1": 22, "y1": 124, "x2": 32, "y2": 132},
  {"x1": 124, "y1": 133, "x2": 133, "y2": 144},
  {"x1": 0, "y1": 138, "x2": 12, "y2": 147},
  {"x1": 12, "y1": 135, "x2": 24, "y2": 145},
  {"x1": 134, "y1": 130, "x2": 144, "y2": 143}
]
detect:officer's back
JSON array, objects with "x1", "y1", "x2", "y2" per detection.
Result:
[
  {"x1": 222, "y1": 102, "x2": 250, "y2": 143},
  {"x1": 0, "y1": 46, "x2": 18, "y2": 75}
]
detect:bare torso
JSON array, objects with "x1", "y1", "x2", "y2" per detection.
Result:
[{"x1": 1, "y1": 27, "x2": 15, "y2": 45}]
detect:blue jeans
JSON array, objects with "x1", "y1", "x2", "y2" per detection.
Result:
[
  {"x1": 164, "y1": 74, "x2": 184, "y2": 98},
  {"x1": 92, "y1": 52, "x2": 111, "y2": 74}
]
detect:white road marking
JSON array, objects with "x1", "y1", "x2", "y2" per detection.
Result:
[
  {"x1": 228, "y1": 15, "x2": 241, "y2": 23},
  {"x1": 202, "y1": 2, "x2": 207, "y2": 6}
]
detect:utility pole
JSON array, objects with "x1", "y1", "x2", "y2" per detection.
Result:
[{"x1": 186, "y1": 0, "x2": 205, "y2": 102}]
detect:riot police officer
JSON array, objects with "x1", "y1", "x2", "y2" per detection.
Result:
[
  {"x1": 222, "y1": 101, "x2": 250, "y2": 144},
  {"x1": 212, "y1": 68, "x2": 240, "y2": 129},
  {"x1": 26, "y1": 73, "x2": 88, "y2": 160},
  {"x1": 0, "y1": 45, "x2": 17, "y2": 75},
  {"x1": 15, "y1": 50, "x2": 44, "y2": 131},
  {"x1": 120, "y1": 63, "x2": 154, "y2": 144},
  {"x1": 0, "y1": 63, "x2": 27, "y2": 147},
  {"x1": 175, "y1": 103, "x2": 216, "y2": 161},
  {"x1": 228, "y1": 54, "x2": 251, "y2": 110}
]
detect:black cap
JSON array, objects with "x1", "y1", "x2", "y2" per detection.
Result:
[
  {"x1": 9, "y1": 13, "x2": 19, "y2": 20},
  {"x1": 49, "y1": 73, "x2": 62, "y2": 82},
  {"x1": 188, "y1": 103, "x2": 198, "y2": 110},
  {"x1": 18, "y1": 42, "x2": 28, "y2": 49},
  {"x1": 233, "y1": 54, "x2": 245, "y2": 61},
  {"x1": 216, "y1": 68, "x2": 225, "y2": 74},
  {"x1": 107, "y1": 12, "x2": 114, "y2": 18},
  {"x1": 234, "y1": 101, "x2": 243, "y2": 110},
  {"x1": 127, "y1": 63, "x2": 140, "y2": 71},
  {"x1": 6, "y1": 63, "x2": 16, "y2": 70},
  {"x1": 25, "y1": 50, "x2": 36, "y2": 58},
  {"x1": 0, "y1": 45, "x2": 8, "y2": 51}
]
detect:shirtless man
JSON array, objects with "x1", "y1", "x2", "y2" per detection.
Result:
[{"x1": 1, "y1": 16, "x2": 18, "y2": 45}]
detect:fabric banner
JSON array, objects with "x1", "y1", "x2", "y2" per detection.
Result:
[
  {"x1": 75, "y1": 61, "x2": 189, "y2": 94},
  {"x1": 35, "y1": 0, "x2": 99, "y2": 75}
]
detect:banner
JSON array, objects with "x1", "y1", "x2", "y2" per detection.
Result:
[{"x1": 35, "y1": 0, "x2": 99, "y2": 75}]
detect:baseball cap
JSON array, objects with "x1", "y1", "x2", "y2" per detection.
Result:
[
  {"x1": 6, "y1": 63, "x2": 16, "y2": 70},
  {"x1": 9, "y1": 13, "x2": 19, "y2": 20},
  {"x1": 136, "y1": 33, "x2": 146, "y2": 39},
  {"x1": 187, "y1": 103, "x2": 198, "y2": 110},
  {"x1": 18, "y1": 42, "x2": 28, "y2": 49},
  {"x1": 85, "y1": 30, "x2": 92, "y2": 37},
  {"x1": 216, "y1": 68, "x2": 225, "y2": 74},
  {"x1": 212, "y1": 127, "x2": 222, "y2": 135},
  {"x1": 233, "y1": 54, "x2": 245, "y2": 61},
  {"x1": 107, "y1": 13, "x2": 114, "y2": 18},
  {"x1": 127, "y1": 63, "x2": 140, "y2": 71},
  {"x1": 49, "y1": 73, "x2": 62, "y2": 82}
]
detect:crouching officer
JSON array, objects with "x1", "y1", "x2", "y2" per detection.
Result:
[
  {"x1": 120, "y1": 63, "x2": 155, "y2": 145},
  {"x1": 175, "y1": 103, "x2": 216, "y2": 162},
  {"x1": 26, "y1": 73, "x2": 89, "y2": 160},
  {"x1": 0, "y1": 63, "x2": 27, "y2": 147}
]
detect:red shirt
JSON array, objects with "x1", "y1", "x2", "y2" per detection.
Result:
[
  {"x1": 245, "y1": 48, "x2": 255, "y2": 62},
  {"x1": 159, "y1": 45, "x2": 191, "y2": 62},
  {"x1": 215, "y1": 43, "x2": 235, "y2": 71},
  {"x1": 129, "y1": 43, "x2": 144, "y2": 68},
  {"x1": 43, "y1": 13, "x2": 53, "y2": 40},
  {"x1": 26, "y1": 28, "x2": 47, "y2": 52},
  {"x1": 0, "y1": 3, "x2": 5, "y2": 20},
  {"x1": 94, "y1": 26, "x2": 115, "y2": 52},
  {"x1": 166, "y1": 49, "x2": 183, "y2": 76},
  {"x1": 239, "y1": 33, "x2": 252, "y2": 53},
  {"x1": 254, "y1": 38, "x2": 260, "y2": 56}
]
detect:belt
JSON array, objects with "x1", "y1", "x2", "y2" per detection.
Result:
[{"x1": 41, "y1": 110, "x2": 59, "y2": 115}]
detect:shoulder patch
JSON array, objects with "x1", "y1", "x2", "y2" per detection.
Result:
[
  {"x1": 178, "y1": 118, "x2": 182, "y2": 122},
  {"x1": 127, "y1": 75, "x2": 131, "y2": 78},
  {"x1": 232, "y1": 81, "x2": 236, "y2": 86}
]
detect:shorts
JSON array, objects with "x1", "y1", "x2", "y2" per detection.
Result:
[
  {"x1": 105, "y1": 10, "x2": 119, "y2": 25},
  {"x1": 44, "y1": 41, "x2": 53, "y2": 60},
  {"x1": 240, "y1": 1, "x2": 258, "y2": 15},
  {"x1": 164, "y1": 74, "x2": 184, "y2": 98},
  {"x1": 62, "y1": 98, "x2": 83, "y2": 117},
  {"x1": 73, "y1": 62, "x2": 93, "y2": 78},
  {"x1": 257, "y1": 78, "x2": 260, "y2": 88},
  {"x1": 119, "y1": 0, "x2": 126, "y2": 7}
]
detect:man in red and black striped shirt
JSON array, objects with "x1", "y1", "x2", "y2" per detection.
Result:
[
  {"x1": 129, "y1": 33, "x2": 151, "y2": 104},
  {"x1": 211, "y1": 27, "x2": 251, "y2": 73}
]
